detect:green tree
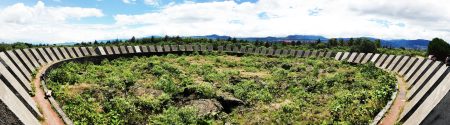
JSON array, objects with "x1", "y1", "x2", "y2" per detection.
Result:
[
  {"x1": 130, "y1": 36, "x2": 136, "y2": 43},
  {"x1": 350, "y1": 38, "x2": 377, "y2": 53},
  {"x1": 348, "y1": 38, "x2": 354, "y2": 46},
  {"x1": 338, "y1": 38, "x2": 344, "y2": 46},
  {"x1": 374, "y1": 39, "x2": 381, "y2": 48},
  {"x1": 427, "y1": 38, "x2": 450, "y2": 61}
]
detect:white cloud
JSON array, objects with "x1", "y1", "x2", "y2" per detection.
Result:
[
  {"x1": 0, "y1": 1, "x2": 106, "y2": 42},
  {"x1": 144, "y1": 0, "x2": 159, "y2": 6},
  {"x1": 113, "y1": 0, "x2": 450, "y2": 42},
  {"x1": 1, "y1": 0, "x2": 450, "y2": 43},
  {"x1": 122, "y1": 0, "x2": 137, "y2": 4}
]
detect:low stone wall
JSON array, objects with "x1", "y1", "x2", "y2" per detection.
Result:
[{"x1": 0, "y1": 44, "x2": 448, "y2": 125}]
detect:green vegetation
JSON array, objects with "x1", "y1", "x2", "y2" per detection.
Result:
[
  {"x1": 46, "y1": 53, "x2": 396, "y2": 124},
  {"x1": 427, "y1": 38, "x2": 450, "y2": 61}
]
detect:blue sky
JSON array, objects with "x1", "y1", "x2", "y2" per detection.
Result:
[{"x1": 0, "y1": 0, "x2": 449, "y2": 43}]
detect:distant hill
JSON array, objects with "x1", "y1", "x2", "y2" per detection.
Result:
[
  {"x1": 193, "y1": 35, "x2": 429, "y2": 50},
  {"x1": 56, "y1": 34, "x2": 429, "y2": 50}
]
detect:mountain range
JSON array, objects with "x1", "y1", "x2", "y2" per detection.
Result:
[
  {"x1": 54, "y1": 34, "x2": 429, "y2": 50},
  {"x1": 192, "y1": 34, "x2": 429, "y2": 50}
]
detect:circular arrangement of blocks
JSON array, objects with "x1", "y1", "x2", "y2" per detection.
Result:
[{"x1": 0, "y1": 45, "x2": 449, "y2": 125}]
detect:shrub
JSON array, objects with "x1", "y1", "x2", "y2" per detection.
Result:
[
  {"x1": 148, "y1": 106, "x2": 202, "y2": 125},
  {"x1": 427, "y1": 38, "x2": 450, "y2": 61},
  {"x1": 350, "y1": 39, "x2": 377, "y2": 53}
]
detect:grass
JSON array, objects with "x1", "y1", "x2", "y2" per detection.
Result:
[{"x1": 45, "y1": 52, "x2": 396, "y2": 124}]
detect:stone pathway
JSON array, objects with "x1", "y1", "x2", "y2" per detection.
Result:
[
  {"x1": 378, "y1": 76, "x2": 407, "y2": 125},
  {"x1": 32, "y1": 63, "x2": 64, "y2": 125}
]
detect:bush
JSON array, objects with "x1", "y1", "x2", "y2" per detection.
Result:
[
  {"x1": 148, "y1": 106, "x2": 202, "y2": 125},
  {"x1": 427, "y1": 38, "x2": 450, "y2": 61},
  {"x1": 350, "y1": 39, "x2": 377, "y2": 53}
]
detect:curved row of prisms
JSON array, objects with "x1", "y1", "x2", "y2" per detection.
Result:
[{"x1": 0, "y1": 44, "x2": 449, "y2": 125}]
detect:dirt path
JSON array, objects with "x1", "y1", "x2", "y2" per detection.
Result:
[
  {"x1": 378, "y1": 76, "x2": 407, "y2": 125},
  {"x1": 32, "y1": 63, "x2": 65, "y2": 125}
]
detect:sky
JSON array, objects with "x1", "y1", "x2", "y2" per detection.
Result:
[{"x1": 0, "y1": 0, "x2": 449, "y2": 43}]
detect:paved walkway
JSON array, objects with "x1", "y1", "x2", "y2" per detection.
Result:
[
  {"x1": 378, "y1": 76, "x2": 407, "y2": 125},
  {"x1": 32, "y1": 63, "x2": 64, "y2": 125}
]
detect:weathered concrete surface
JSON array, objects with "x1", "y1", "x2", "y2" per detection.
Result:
[
  {"x1": 310, "y1": 51, "x2": 317, "y2": 57},
  {"x1": 260, "y1": 48, "x2": 267, "y2": 55},
  {"x1": 401, "y1": 66, "x2": 449, "y2": 122},
  {"x1": 0, "y1": 63, "x2": 41, "y2": 118},
  {"x1": 65, "y1": 47, "x2": 77, "y2": 58},
  {"x1": 225, "y1": 45, "x2": 232, "y2": 52},
  {"x1": 141, "y1": 46, "x2": 149, "y2": 53},
  {"x1": 303, "y1": 51, "x2": 311, "y2": 57},
  {"x1": 375, "y1": 54, "x2": 388, "y2": 68},
  {"x1": 127, "y1": 46, "x2": 135, "y2": 53},
  {"x1": 134, "y1": 46, "x2": 141, "y2": 53},
  {"x1": 283, "y1": 50, "x2": 290, "y2": 56},
  {"x1": 120, "y1": 46, "x2": 129, "y2": 54},
  {"x1": 403, "y1": 70, "x2": 450, "y2": 125},
  {"x1": 112, "y1": 46, "x2": 120, "y2": 54},
  {"x1": 370, "y1": 54, "x2": 380, "y2": 63},
  {"x1": 163, "y1": 45, "x2": 171, "y2": 52},
  {"x1": 45, "y1": 48, "x2": 58, "y2": 61},
  {"x1": 22, "y1": 49, "x2": 40, "y2": 68},
  {"x1": 267, "y1": 49, "x2": 274, "y2": 55},
  {"x1": 334, "y1": 52, "x2": 343, "y2": 60},
  {"x1": 208, "y1": 45, "x2": 214, "y2": 51},
  {"x1": 289, "y1": 50, "x2": 296, "y2": 57},
  {"x1": 325, "y1": 52, "x2": 333, "y2": 58},
  {"x1": 88, "y1": 47, "x2": 97, "y2": 56},
  {"x1": 347, "y1": 52, "x2": 358, "y2": 62},
  {"x1": 361, "y1": 53, "x2": 373, "y2": 64},
  {"x1": 232, "y1": 46, "x2": 239, "y2": 53},
  {"x1": 58, "y1": 47, "x2": 70, "y2": 59},
  {"x1": 193, "y1": 45, "x2": 200, "y2": 52},
  {"x1": 186, "y1": 45, "x2": 194, "y2": 51},
  {"x1": 274, "y1": 49, "x2": 281, "y2": 56},
  {"x1": 407, "y1": 59, "x2": 432, "y2": 84},
  {"x1": 149, "y1": 45, "x2": 156, "y2": 52},
  {"x1": 30, "y1": 48, "x2": 46, "y2": 65},
  {"x1": 394, "y1": 56, "x2": 409, "y2": 73},
  {"x1": 217, "y1": 46, "x2": 223, "y2": 52},
  {"x1": 253, "y1": 47, "x2": 261, "y2": 55},
  {"x1": 51, "y1": 48, "x2": 64, "y2": 60},
  {"x1": 253, "y1": 47, "x2": 260, "y2": 54},
  {"x1": 95, "y1": 46, "x2": 106, "y2": 55},
  {"x1": 14, "y1": 50, "x2": 35, "y2": 72},
  {"x1": 239, "y1": 46, "x2": 246, "y2": 53},
  {"x1": 296, "y1": 50, "x2": 304, "y2": 58},
  {"x1": 399, "y1": 57, "x2": 417, "y2": 76},
  {"x1": 340, "y1": 52, "x2": 350, "y2": 61},
  {"x1": 0, "y1": 80, "x2": 39, "y2": 125},
  {"x1": 178, "y1": 45, "x2": 186, "y2": 52},
  {"x1": 0, "y1": 52, "x2": 31, "y2": 91},
  {"x1": 201, "y1": 45, "x2": 207, "y2": 52},
  {"x1": 404, "y1": 58, "x2": 425, "y2": 81},
  {"x1": 318, "y1": 51, "x2": 325, "y2": 57},
  {"x1": 354, "y1": 53, "x2": 365, "y2": 63},
  {"x1": 5, "y1": 51, "x2": 32, "y2": 80},
  {"x1": 178, "y1": 45, "x2": 186, "y2": 51},
  {"x1": 407, "y1": 62, "x2": 443, "y2": 100},
  {"x1": 104, "y1": 46, "x2": 113, "y2": 55},
  {"x1": 38, "y1": 48, "x2": 52, "y2": 62},
  {"x1": 80, "y1": 47, "x2": 90, "y2": 56},
  {"x1": 388, "y1": 55, "x2": 402, "y2": 70},
  {"x1": 381, "y1": 55, "x2": 395, "y2": 69},
  {"x1": 73, "y1": 47, "x2": 84, "y2": 57},
  {"x1": 171, "y1": 45, "x2": 178, "y2": 52},
  {"x1": 246, "y1": 47, "x2": 253, "y2": 54}
]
